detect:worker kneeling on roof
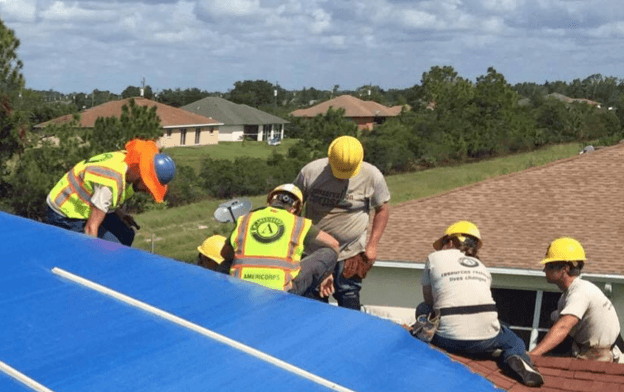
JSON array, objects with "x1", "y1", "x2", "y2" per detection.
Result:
[
  {"x1": 530, "y1": 237, "x2": 623, "y2": 362},
  {"x1": 46, "y1": 139, "x2": 175, "y2": 246},
  {"x1": 204, "y1": 184, "x2": 340, "y2": 297},
  {"x1": 413, "y1": 221, "x2": 544, "y2": 388}
]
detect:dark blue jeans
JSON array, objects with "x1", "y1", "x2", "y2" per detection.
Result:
[
  {"x1": 46, "y1": 206, "x2": 135, "y2": 246},
  {"x1": 306, "y1": 259, "x2": 362, "y2": 310},
  {"x1": 416, "y1": 303, "x2": 530, "y2": 364}
]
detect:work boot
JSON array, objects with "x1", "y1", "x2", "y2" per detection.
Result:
[{"x1": 507, "y1": 355, "x2": 544, "y2": 387}]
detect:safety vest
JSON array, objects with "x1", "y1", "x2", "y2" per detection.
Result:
[
  {"x1": 48, "y1": 151, "x2": 134, "y2": 219},
  {"x1": 230, "y1": 206, "x2": 312, "y2": 291}
]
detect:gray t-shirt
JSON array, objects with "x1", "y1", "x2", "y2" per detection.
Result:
[
  {"x1": 294, "y1": 158, "x2": 390, "y2": 260},
  {"x1": 422, "y1": 249, "x2": 500, "y2": 340},
  {"x1": 556, "y1": 277, "x2": 620, "y2": 348}
]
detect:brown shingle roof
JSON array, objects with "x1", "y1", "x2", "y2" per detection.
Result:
[
  {"x1": 291, "y1": 95, "x2": 398, "y2": 118},
  {"x1": 452, "y1": 353, "x2": 624, "y2": 391},
  {"x1": 378, "y1": 144, "x2": 624, "y2": 275},
  {"x1": 35, "y1": 97, "x2": 220, "y2": 128}
]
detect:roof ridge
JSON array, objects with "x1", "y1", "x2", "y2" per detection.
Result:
[{"x1": 393, "y1": 143, "x2": 623, "y2": 208}]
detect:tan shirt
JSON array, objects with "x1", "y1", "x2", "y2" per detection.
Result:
[
  {"x1": 422, "y1": 249, "x2": 500, "y2": 340},
  {"x1": 557, "y1": 278, "x2": 620, "y2": 348},
  {"x1": 294, "y1": 158, "x2": 390, "y2": 260}
]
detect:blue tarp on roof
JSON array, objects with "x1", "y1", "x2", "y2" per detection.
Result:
[{"x1": 0, "y1": 212, "x2": 498, "y2": 391}]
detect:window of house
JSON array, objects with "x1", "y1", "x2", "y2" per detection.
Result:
[
  {"x1": 491, "y1": 288, "x2": 562, "y2": 350},
  {"x1": 195, "y1": 128, "x2": 201, "y2": 144},
  {"x1": 180, "y1": 128, "x2": 187, "y2": 145},
  {"x1": 166, "y1": 129, "x2": 172, "y2": 137}
]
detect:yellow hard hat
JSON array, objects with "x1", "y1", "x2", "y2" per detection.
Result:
[
  {"x1": 197, "y1": 235, "x2": 227, "y2": 264},
  {"x1": 541, "y1": 237, "x2": 586, "y2": 264},
  {"x1": 328, "y1": 136, "x2": 364, "y2": 179},
  {"x1": 433, "y1": 220, "x2": 483, "y2": 250},
  {"x1": 267, "y1": 183, "x2": 304, "y2": 215}
]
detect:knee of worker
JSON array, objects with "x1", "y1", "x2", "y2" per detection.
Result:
[
  {"x1": 303, "y1": 247, "x2": 338, "y2": 271},
  {"x1": 416, "y1": 302, "x2": 433, "y2": 318}
]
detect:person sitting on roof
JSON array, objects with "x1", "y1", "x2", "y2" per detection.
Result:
[
  {"x1": 46, "y1": 139, "x2": 175, "y2": 246},
  {"x1": 530, "y1": 237, "x2": 622, "y2": 362},
  {"x1": 413, "y1": 221, "x2": 544, "y2": 387},
  {"x1": 196, "y1": 235, "x2": 231, "y2": 273},
  {"x1": 211, "y1": 184, "x2": 340, "y2": 297}
]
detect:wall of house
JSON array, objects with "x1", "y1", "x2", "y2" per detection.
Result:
[
  {"x1": 360, "y1": 266, "x2": 624, "y2": 333},
  {"x1": 218, "y1": 125, "x2": 245, "y2": 142},
  {"x1": 158, "y1": 126, "x2": 219, "y2": 148},
  {"x1": 352, "y1": 117, "x2": 376, "y2": 131}
]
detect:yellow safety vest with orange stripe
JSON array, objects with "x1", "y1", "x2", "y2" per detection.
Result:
[
  {"x1": 48, "y1": 151, "x2": 134, "y2": 219},
  {"x1": 230, "y1": 206, "x2": 312, "y2": 291}
]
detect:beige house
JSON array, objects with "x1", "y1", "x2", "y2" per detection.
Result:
[
  {"x1": 363, "y1": 144, "x2": 624, "y2": 351},
  {"x1": 291, "y1": 95, "x2": 405, "y2": 131},
  {"x1": 35, "y1": 97, "x2": 223, "y2": 148}
]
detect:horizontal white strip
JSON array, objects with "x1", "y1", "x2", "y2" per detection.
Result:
[
  {"x1": 51, "y1": 267, "x2": 354, "y2": 392},
  {"x1": 0, "y1": 360, "x2": 55, "y2": 392},
  {"x1": 374, "y1": 261, "x2": 624, "y2": 282},
  {"x1": 162, "y1": 123, "x2": 224, "y2": 128}
]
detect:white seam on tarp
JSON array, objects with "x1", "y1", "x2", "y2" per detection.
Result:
[
  {"x1": 0, "y1": 360, "x2": 55, "y2": 392},
  {"x1": 51, "y1": 267, "x2": 355, "y2": 392}
]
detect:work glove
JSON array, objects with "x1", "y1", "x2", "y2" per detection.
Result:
[{"x1": 342, "y1": 253, "x2": 373, "y2": 280}]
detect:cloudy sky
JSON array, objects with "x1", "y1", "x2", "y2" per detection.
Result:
[{"x1": 1, "y1": 0, "x2": 623, "y2": 94}]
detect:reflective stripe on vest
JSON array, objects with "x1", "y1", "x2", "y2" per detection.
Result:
[
  {"x1": 48, "y1": 151, "x2": 131, "y2": 219},
  {"x1": 230, "y1": 207, "x2": 311, "y2": 291}
]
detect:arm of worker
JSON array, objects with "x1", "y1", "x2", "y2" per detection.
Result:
[
  {"x1": 422, "y1": 285, "x2": 434, "y2": 307},
  {"x1": 214, "y1": 239, "x2": 235, "y2": 274},
  {"x1": 85, "y1": 207, "x2": 106, "y2": 237},
  {"x1": 530, "y1": 315, "x2": 580, "y2": 356},
  {"x1": 365, "y1": 202, "x2": 389, "y2": 264}
]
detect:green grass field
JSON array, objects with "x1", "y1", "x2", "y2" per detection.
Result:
[
  {"x1": 134, "y1": 143, "x2": 581, "y2": 263},
  {"x1": 165, "y1": 139, "x2": 298, "y2": 171}
]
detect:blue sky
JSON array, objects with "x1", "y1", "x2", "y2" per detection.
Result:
[{"x1": 1, "y1": 0, "x2": 624, "y2": 94}]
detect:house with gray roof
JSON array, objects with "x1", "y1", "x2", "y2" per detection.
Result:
[{"x1": 182, "y1": 97, "x2": 289, "y2": 142}]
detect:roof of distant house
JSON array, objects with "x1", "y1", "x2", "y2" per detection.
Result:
[
  {"x1": 34, "y1": 97, "x2": 221, "y2": 129},
  {"x1": 547, "y1": 93, "x2": 600, "y2": 106},
  {"x1": 377, "y1": 143, "x2": 624, "y2": 275},
  {"x1": 291, "y1": 95, "x2": 399, "y2": 118},
  {"x1": 182, "y1": 97, "x2": 288, "y2": 126},
  {"x1": 449, "y1": 351, "x2": 624, "y2": 391}
]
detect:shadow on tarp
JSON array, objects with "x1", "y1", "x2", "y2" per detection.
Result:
[{"x1": 0, "y1": 211, "x2": 498, "y2": 392}]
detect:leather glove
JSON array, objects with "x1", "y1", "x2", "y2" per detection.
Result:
[{"x1": 342, "y1": 253, "x2": 372, "y2": 279}]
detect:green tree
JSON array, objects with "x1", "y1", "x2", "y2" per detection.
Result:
[
  {"x1": 227, "y1": 80, "x2": 276, "y2": 107},
  {"x1": 90, "y1": 98, "x2": 162, "y2": 153}
]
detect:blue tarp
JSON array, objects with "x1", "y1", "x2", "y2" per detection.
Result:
[{"x1": 0, "y1": 212, "x2": 498, "y2": 391}]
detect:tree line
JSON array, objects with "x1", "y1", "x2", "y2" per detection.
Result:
[{"x1": 1, "y1": 18, "x2": 623, "y2": 222}]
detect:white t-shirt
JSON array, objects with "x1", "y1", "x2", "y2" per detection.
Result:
[
  {"x1": 294, "y1": 158, "x2": 390, "y2": 260},
  {"x1": 557, "y1": 278, "x2": 620, "y2": 348},
  {"x1": 422, "y1": 249, "x2": 500, "y2": 340}
]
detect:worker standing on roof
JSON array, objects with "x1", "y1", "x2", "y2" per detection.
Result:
[
  {"x1": 214, "y1": 184, "x2": 339, "y2": 297},
  {"x1": 293, "y1": 135, "x2": 390, "y2": 310},
  {"x1": 530, "y1": 237, "x2": 622, "y2": 362},
  {"x1": 414, "y1": 221, "x2": 544, "y2": 387},
  {"x1": 46, "y1": 139, "x2": 176, "y2": 246}
]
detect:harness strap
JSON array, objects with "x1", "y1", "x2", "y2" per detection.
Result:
[{"x1": 438, "y1": 304, "x2": 497, "y2": 317}]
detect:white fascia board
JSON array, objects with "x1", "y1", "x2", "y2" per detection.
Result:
[
  {"x1": 162, "y1": 123, "x2": 224, "y2": 128},
  {"x1": 374, "y1": 260, "x2": 624, "y2": 282}
]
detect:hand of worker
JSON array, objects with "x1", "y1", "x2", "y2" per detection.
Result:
[
  {"x1": 319, "y1": 274, "x2": 334, "y2": 298},
  {"x1": 364, "y1": 244, "x2": 377, "y2": 265}
]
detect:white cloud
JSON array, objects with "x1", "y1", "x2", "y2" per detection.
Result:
[
  {"x1": 308, "y1": 8, "x2": 331, "y2": 34},
  {"x1": 0, "y1": 0, "x2": 37, "y2": 22},
  {"x1": 40, "y1": 1, "x2": 117, "y2": 22},
  {"x1": 197, "y1": 0, "x2": 261, "y2": 17},
  {"x1": 400, "y1": 10, "x2": 438, "y2": 29}
]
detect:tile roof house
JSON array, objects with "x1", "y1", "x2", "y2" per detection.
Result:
[
  {"x1": 35, "y1": 97, "x2": 223, "y2": 148},
  {"x1": 291, "y1": 95, "x2": 403, "y2": 130},
  {"x1": 547, "y1": 93, "x2": 601, "y2": 108},
  {"x1": 361, "y1": 144, "x2": 624, "y2": 352},
  {"x1": 182, "y1": 97, "x2": 289, "y2": 142}
]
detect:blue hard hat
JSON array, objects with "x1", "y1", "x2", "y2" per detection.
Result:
[{"x1": 154, "y1": 154, "x2": 176, "y2": 185}]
